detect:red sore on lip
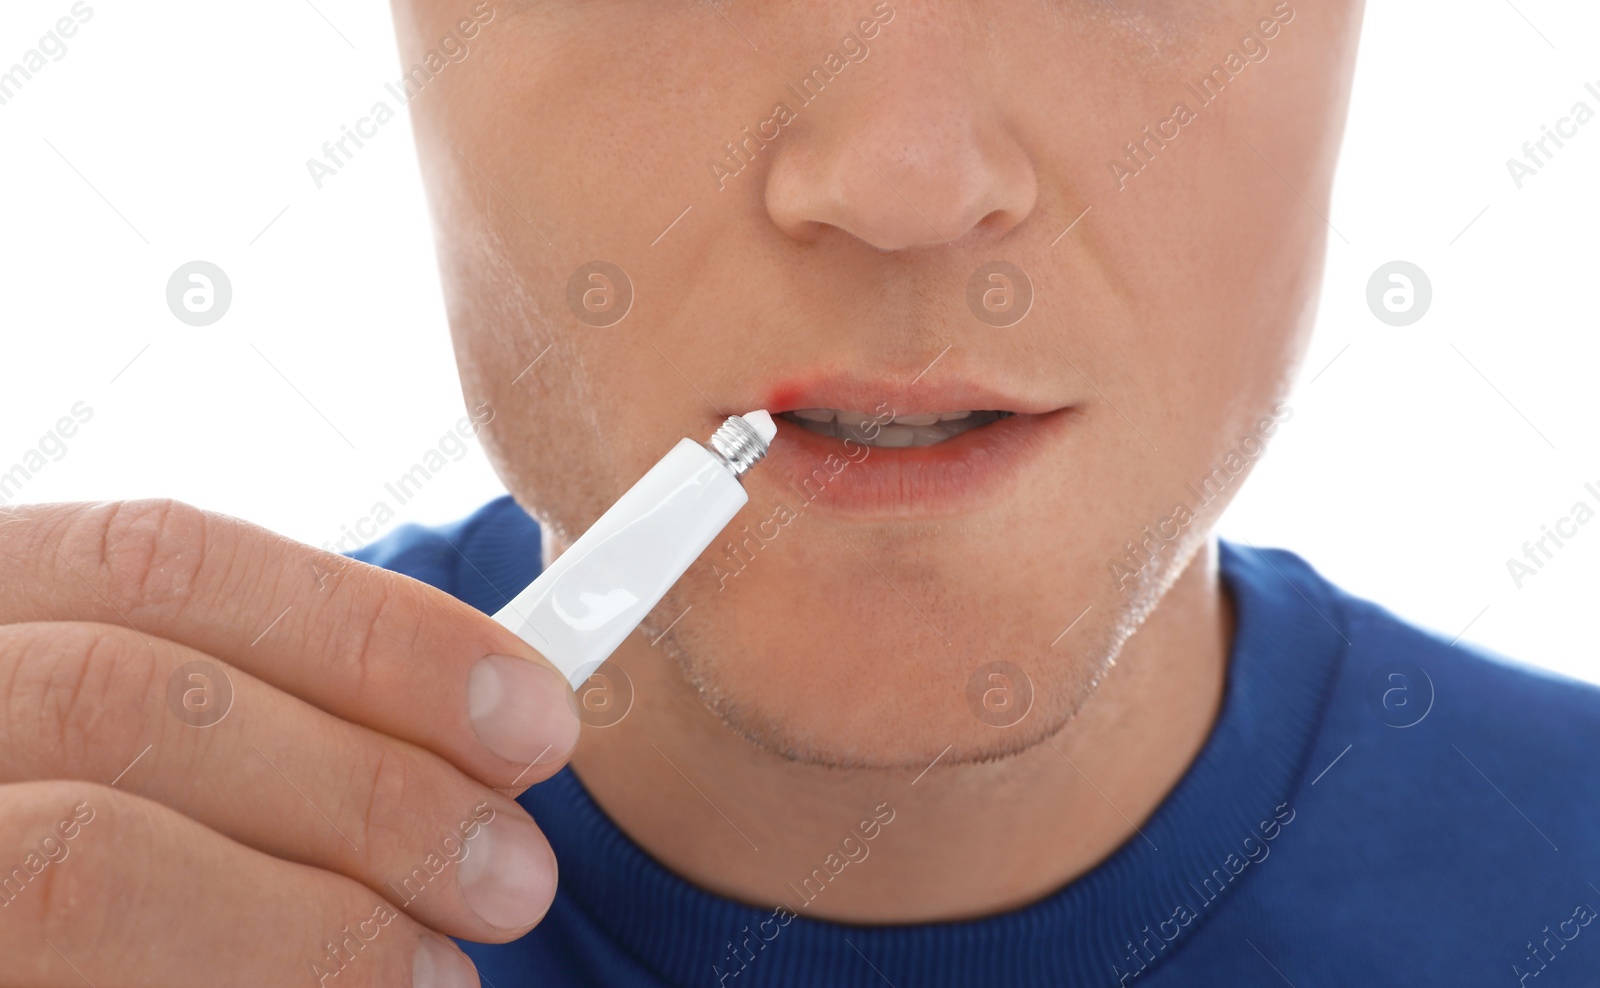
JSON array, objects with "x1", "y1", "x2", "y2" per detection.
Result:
[{"x1": 765, "y1": 384, "x2": 805, "y2": 413}]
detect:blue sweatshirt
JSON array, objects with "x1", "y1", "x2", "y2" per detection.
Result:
[{"x1": 352, "y1": 496, "x2": 1600, "y2": 987}]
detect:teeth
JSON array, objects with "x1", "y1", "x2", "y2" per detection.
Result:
[
  {"x1": 871, "y1": 424, "x2": 917, "y2": 448},
  {"x1": 778, "y1": 409, "x2": 1013, "y2": 447}
]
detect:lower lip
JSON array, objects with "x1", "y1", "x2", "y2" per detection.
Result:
[{"x1": 754, "y1": 409, "x2": 1075, "y2": 517}]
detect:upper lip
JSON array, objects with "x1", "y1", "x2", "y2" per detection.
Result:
[{"x1": 737, "y1": 368, "x2": 1072, "y2": 419}]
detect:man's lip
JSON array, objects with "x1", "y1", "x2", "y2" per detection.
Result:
[
  {"x1": 753, "y1": 406, "x2": 1076, "y2": 518},
  {"x1": 747, "y1": 374, "x2": 1070, "y2": 418}
]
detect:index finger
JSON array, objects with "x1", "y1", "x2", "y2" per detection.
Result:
[{"x1": 2, "y1": 499, "x2": 580, "y2": 790}]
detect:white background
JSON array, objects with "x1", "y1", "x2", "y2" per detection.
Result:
[{"x1": 1, "y1": 2, "x2": 1595, "y2": 679}]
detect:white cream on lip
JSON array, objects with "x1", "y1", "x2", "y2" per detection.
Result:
[{"x1": 492, "y1": 410, "x2": 776, "y2": 691}]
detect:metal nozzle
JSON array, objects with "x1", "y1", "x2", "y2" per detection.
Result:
[{"x1": 707, "y1": 414, "x2": 770, "y2": 478}]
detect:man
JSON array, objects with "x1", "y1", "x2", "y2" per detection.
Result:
[{"x1": 3, "y1": 0, "x2": 1597, "y2": 985}]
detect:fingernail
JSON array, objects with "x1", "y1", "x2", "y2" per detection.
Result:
[
  {"x1": 467, "y1": 654, "x2": 580, "y2": 766},
  {"x1": 457, "y1": 812, "x2": 558, "y2": 930},
  {"x1": 412, "y1": 934, "x2": 478, "y2": 988}
]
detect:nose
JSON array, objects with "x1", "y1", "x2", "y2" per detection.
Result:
[{"x1": 764, "y1": 33, "x2": 1038, "y2": 252}]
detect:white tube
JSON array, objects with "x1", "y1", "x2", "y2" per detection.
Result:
[{"x1": 492, "y1": 411, "x2": 776, "y2": 690}]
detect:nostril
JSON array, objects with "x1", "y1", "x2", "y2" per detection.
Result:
[{"x1": 975, "y1": 207, "x2": 1018, "y2": 234}]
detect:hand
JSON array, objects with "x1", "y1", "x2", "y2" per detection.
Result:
[{"x1": 0, "y1": 500, "x2": 581, "y2": 987}]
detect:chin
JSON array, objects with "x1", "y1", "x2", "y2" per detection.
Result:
[{"x1": 646, "y1": 553, "x2": 1141, "y2": 771}]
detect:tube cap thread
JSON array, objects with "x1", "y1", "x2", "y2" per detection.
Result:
[{"x1": 708, "y1": 415, "x2": 770, "y2": 477}]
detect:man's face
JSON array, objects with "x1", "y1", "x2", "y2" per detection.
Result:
[{"x1": 392, "y1": 0, "x2": 1364, "y2": 769}]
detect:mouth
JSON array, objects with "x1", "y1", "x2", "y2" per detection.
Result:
[
  {"x1": 730, "y1": 375, "x2": 1075, "y2": 518},
  {"x1": 778, "y1": 409, "x2": 1017, "y2": 448}
]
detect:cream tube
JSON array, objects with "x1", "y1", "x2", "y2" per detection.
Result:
[{"x1": 492, "y1": 411, "x2": 776, "y2": 691}]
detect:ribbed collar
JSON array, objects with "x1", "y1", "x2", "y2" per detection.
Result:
[{"x1": 511, "y1": 537, "x2": 1348, "y2": 988}]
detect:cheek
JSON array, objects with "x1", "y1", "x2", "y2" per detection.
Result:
[
  {"x1": 1017, "y1": 3, "x2": 1342, "y2": 480},
  {"x1": 409, "y1": 9, "x2": 750, "y2": 533}
]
